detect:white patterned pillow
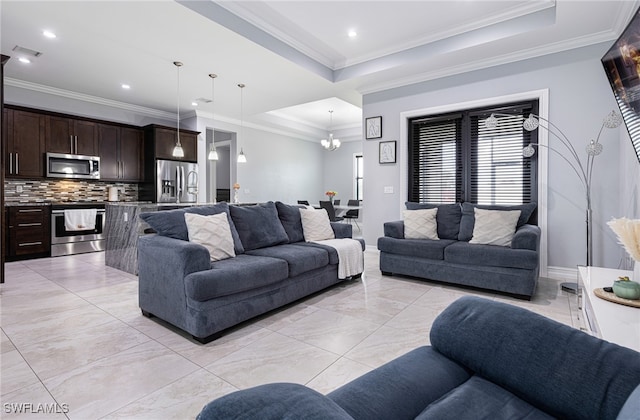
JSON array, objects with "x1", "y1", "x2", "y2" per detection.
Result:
[
  {"x1": 184, "y1": 212, "x2": 235, "y2": 261},
  {"x1": 469, "y1": 208, "x2": 521, "y2": 247},
  {"x1": 299, "y1": 208, "x2": 335, "y2": 242},
  {"x1": 403, "y1": 208, "x2": 439, "y2": 240}
]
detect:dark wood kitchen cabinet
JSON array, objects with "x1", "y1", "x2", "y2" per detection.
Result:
[
  {"x1": 145, "y1": 124, "x2": 198, "y2": 162},
  {"x1": 98, "y1": 124, "x2": 144, "y2": 182},
  {"x1": 6, "y1": 206, "x2": 51, "y2": 261},
  {"x1": 46, "y1": 115, "x2": 98, "y2": 156},
  {"x1": 4, "y1": 108, "x2": 46, "y2": 178}
]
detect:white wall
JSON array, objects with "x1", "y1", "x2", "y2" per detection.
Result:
[
  {"x1": 322, "y1": 140, "x2": 362, "y2": 204},
  {"x1": 362, "y1": 43, "x2": 640, "y2": 271}
]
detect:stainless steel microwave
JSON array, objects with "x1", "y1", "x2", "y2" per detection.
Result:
[{"x1": 46, "y1": 152, "x2": 100, "y2": 180}]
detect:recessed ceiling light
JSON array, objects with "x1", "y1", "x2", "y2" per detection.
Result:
[
  {"x1": 191, "y1": 102, "x2": 198, "y2": 106},
  {"x1": 348, "y1": 30, "x2": 357, "y2": 38},
  {"x1": 43, "y1": 30, "x2": 56, "y2": 39},
  {"x1": 19, "y1": 57, "x2": 31, "y2": 64},
  {"x1": 121, "y1": 84, "x2": 130, "y2": 89}
]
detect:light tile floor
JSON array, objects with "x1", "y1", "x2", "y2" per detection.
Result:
[{"x1": 1, "y1": 250, "x2": 579, "y2": 419}]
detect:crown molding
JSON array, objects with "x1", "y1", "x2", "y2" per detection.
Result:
[{"x1": 5, "y1": 78, "x2": 176, "y2": 120}]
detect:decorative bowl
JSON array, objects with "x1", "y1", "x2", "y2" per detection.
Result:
[{"x1": 612, "y1": 280, "x2": 640, "y2": 300}]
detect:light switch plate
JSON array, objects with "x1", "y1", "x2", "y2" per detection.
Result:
[{"x1": 384, "y1": 186, "x2": 394, "y2": 194}]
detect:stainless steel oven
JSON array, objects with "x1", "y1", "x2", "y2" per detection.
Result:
[{"x1": 51, "y1": 203, "x2": 106, "y2": 257}]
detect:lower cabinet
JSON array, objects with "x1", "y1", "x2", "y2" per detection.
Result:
[{"x1": 6, "y1": 206, "x2": 51, "y2": 261}]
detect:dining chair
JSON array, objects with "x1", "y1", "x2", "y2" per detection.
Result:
[
  {"x1": 333, "y1": 199, "x2": 340, "y2": 205},
  {"x1": 319, "y1": 201, "x2": 344, "y2": 222},
  {"x1": 343, "y1": 199, "x2": 360, "y2": 229},
  {"x1": 297, "y1": 200, "x2": 310, "y2": 205}
]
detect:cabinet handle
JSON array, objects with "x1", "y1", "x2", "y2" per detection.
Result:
[
  {"x1": 18, "y1": 241, "x2": 42, "y2": 247},
  {"x1": 9, "y1": 152, "x2": 12, "y2": 174},
  {"x1": 18, "y1": 223, "x2": 42, "y2": 227},
  {"x1": 17, "y1": 209, "x2": 42, "y2": 213},
  {"x1": 70, "y1": 135, "x2": 74, "y2": 153},
  {"x1": 121, "y1": 161, "x2": 125, "y2": 178},
  {"x1": 15, "y1": 153, "x2": 18, "y2": 174},
  {"x1": 75, "y1": 135, "x2": 78, "y2": 153}
]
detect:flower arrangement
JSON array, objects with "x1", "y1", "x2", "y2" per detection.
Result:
[
  {"x1": 608, "y1": 218, "x2": 640, "y2": 262},
  {"x1": 233, "y1": 183, "x2": 240, "y2": 190},
  {"x1": 325, "y1": 190, "x2": 337, "y2": 198}
]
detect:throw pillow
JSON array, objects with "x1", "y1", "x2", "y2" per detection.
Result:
[
  {"x1": 469, "y1": 208, "x2": 521, "y2": 246},
  {"x1": 403, "y1": 208, "x2": 439, "y2": 240},
  {"x1": 184, "y1": 212, "x2": 235, "y2": 261},
  {"x1": 139, "y1": 203, "x2": 244, "y2": 254},
  {"x1": 299, "y1": 208, "x2": 335, "y2": 242},
  {"x1": 458, "y1": 202, "x2": 536, "y2": 241},
  {"x1": 405, "y1": 202, "x2": 462, "y2": 239},
  {"x1": 229, "y1": 201, "x2": 289, "y2": 251},
  {"x1": 275, "y1": 201, "x2": 305, "y2": 243}
]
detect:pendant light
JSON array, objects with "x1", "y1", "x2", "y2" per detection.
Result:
[
  {"x1": 207, "y1": 73, "x2": 219, "y2": 161},
  {"x1": 237, "y1": 83, "x2": 247, "y2": 163},
  {"x1": 321, "y1": 110, "x2": 341, "y2": 151},
  {"x1": 172, "y1": 61, "x2": 184, "y2": 158}
]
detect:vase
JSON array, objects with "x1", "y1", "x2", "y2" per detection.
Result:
[{"x1": 233, "y1": 190, "x2": 239, "y2": 204}]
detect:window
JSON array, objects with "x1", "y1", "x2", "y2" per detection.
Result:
[
  {"x1": 355, "y1": 154, "x2": 364, "y2": 200},
  {"x1": 408, "y1": 101, "x2": 537, "y2": 206}
]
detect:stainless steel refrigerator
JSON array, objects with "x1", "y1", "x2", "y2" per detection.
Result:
[{"x1": 156, "y1": 159, "x2": 199, "y2": 203}]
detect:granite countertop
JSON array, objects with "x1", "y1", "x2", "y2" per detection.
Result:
[{"x1": 4, "y1": 202, "x2": 52, "y2": 207}]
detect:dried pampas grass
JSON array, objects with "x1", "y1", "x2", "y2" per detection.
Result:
[{"x1": 608, "y1": 218, "x2": 640, "y2": 261}]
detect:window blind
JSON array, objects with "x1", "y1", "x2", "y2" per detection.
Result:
[{"x1": 408, "y1": 101, "x2": 537, "y2": 206}]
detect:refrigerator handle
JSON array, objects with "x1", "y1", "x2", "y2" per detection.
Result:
[
  {"x1": 176, "y1": 166, "x2": 182, "y2": 202},
  {"x1": 181, "y1": 166, "x2": 186, "y2": 198}
]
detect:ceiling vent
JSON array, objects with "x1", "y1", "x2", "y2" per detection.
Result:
[{"x1": 12, "y1": 45, "x2": 43, "y2": 58}]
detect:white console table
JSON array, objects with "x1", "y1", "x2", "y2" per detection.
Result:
[{"x1": 578, "y1": 266, "x2": 640, "y2": 352}]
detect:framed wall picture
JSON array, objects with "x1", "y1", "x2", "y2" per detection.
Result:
[
  {"x1": 379, "y1": 140, "x2": 396, "y2": 164},
  {"x1": 365, "y1": 116, "x2": 382, "y2": 139}
]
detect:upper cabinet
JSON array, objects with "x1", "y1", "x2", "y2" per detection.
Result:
[
  {"x1": 4, "y1": 108, "x2": 45, "y2": 178},
  {"x1": 98, "y1": 124, "x2": 144, "y2": 182},
  {"x1": 46, "y1": 116, "x2": 98, "y2": 156},
  {"x1": 144, "y1": 124, "x2": 198, "y2": 162}
]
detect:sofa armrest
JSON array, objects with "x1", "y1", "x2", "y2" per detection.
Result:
[
  {"x1": 138, "y1": 234, "x2": 211, "y2": 278},
  {"x1": 384, "y1": 221, "x2": 404, "y2": 239},
  {"x1": 511, "y1": 224, "x2": 540, "y2": 251},
  {"x1": 332, "y1": 222, "x2": 353, "y2": 238}
]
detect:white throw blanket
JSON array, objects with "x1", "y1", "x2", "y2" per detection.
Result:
[
  {"x1": 64, "y1": 209, "x2": 97, "y2": 231},
  {"x1": 313, "y1": 238, "x2": 364, "y2": 279}
]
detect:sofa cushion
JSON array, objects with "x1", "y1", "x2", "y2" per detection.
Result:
[
  {"x1": 458, "y1": 202, "x2": 536, "y2": 241},
  {"x1": 293, "y1": 239, "x2": 365, "y2": 265},
  {"x1": 444, "y1": 241, "x2": 538, "y2": 270},
  {"x1": 275, "y1": 201, "x2": 305, "y2": 243},
  {"x1": 403, "y1": 208, "x2": 439, "y2": 240},
  {"x1": 417, "y1": 375, "x2": 553, "y2": 420},
  {"x1": 377, "y1": 237, "x2": 455, "y2": 260},
  {"x1": 230, "y1": 202, "x2": 289, "y2": 251},
  {"x1": 300, "y1": 208, "x2": 335, "y2": 242},
  {"x1": 247, "y1": 244, "x2": 330, "y2": 277},
  {"x1": 184, "y1": 254, "x2": 289, "y2": 301},
  {"x1": 469, "y1": 208, "x2": 521, "y2": 247},
  {"x1": 139, "y1": 203, "x2": 244, "y2": 254},
  {"x1": 430, "y1": 296, "x2": 640, "y2": 420},
  {"x1": 405, "y1": 202, "x2": 462, "y2": 240},
  {"x1": 184, "y1": 212, "x2": 235, "y2": 262}
]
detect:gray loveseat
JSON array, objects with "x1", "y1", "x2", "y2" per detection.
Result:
[
  {"x1": 196, "y1": 296, "x2": 640, "y2": 420},
  {"x1": 138, "y1": 201, "x2": 364, "y2": 343},
  {"x1": 378, "y1": 202, "x2": 540, "y2": 299}
]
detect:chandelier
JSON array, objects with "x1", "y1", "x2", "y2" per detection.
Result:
[{"x1": 321, "y1": 110, "x2": 341, "y2": 151}]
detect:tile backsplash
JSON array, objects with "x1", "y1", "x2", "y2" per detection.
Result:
[{"x1": 4, "y1": 179, "x2": 139, "y2": 203}]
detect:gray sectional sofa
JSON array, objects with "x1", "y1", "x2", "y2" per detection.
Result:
[
  {"x1": 137, "y1": 201, "x2": 364, "y2": 343},
  {"x1": 196, "y1": 296, "x2": 640, "y2": 420},
  {"x1": 378, "y1": 202, "x2": 540, "y2": 299}
]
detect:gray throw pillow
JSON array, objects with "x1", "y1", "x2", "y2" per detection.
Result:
[
  {"x1": 139, "y1": 202, "x2": 244, "y2": 254},
  {"x1": 229, "y1": 201, "x2": 289, "y2": 251},
  {"x1": 458, "y1": 202, "x2": 537, "y2": 241},
  {"x1": 275, "y1": 201, "x2": 305, "y2": 243}
]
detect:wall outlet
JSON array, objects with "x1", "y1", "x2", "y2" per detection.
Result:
[
  {"x1": 123, "y1": 212, "x2": 128, "y2": 222},
  {"x1": 16, "y1": 185, "x2": 23, "y2": 193},
  {"x1": 384, "y1": 186, "x2": 394, "y2": 194}
]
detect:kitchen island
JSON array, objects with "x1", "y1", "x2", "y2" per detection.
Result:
[{"x1": 105, "y1": 202, "x2": 222, "y2": 274}]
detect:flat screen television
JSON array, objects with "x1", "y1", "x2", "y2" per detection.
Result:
[{"x1": 601, "y1": 6, "x2": 640, "y2": 164}]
